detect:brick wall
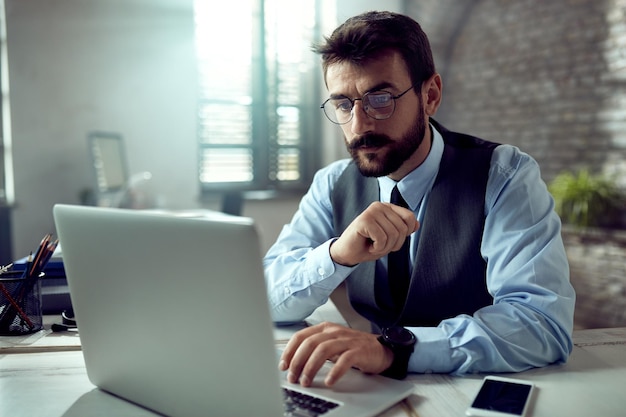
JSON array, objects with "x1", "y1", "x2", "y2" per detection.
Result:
[
  {"x1": 408, "y1": 0, "x2": 626, "y2": 185},
  {"x1": 563, "y1": 227, "x2": 626, "y2": 328}
]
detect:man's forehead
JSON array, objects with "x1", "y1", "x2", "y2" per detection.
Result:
[{"x1": 325, "y1": 52, "x2": 410, "y2": 95}]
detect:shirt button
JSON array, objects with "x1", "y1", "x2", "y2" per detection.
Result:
[{"x1": 317, "y1": 267, "x2": 325, "y2": 277}]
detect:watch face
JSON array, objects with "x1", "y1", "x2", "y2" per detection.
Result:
[{"x1": 385, "y1": 327, "x2": 416, "y2": 344}]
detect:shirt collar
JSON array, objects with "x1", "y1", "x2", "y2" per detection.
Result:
[{"x1": 378, "y1": 122, "x2": 444, "y2": 210}]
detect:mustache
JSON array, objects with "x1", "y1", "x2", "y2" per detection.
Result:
[{"x1": 348, "y1": 133, "x2": 393, "y2": 150}]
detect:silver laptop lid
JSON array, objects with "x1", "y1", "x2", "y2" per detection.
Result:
[{"x1": 53, "y1": 204, "x2": 283, "y2": 417}]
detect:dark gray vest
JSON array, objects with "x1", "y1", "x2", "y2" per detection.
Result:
[{"x1": 331, "y1": 120, "x2": 498, "y2": 328}]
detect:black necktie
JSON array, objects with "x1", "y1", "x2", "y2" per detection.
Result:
[{"x1": 388, "y1": 185, "x2": 411, "y2": 311}]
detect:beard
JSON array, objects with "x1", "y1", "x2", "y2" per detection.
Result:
[{"x1": 346, "y1": 103, "x2": 427, "y2": 178}]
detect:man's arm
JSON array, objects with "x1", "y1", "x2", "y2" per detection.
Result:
[
  {"x1": 406, "y1": 145, "x2": 575, "y2": 374},
  {"x1": 263, "y1": 160, "x2": 354, "y2": 323}
]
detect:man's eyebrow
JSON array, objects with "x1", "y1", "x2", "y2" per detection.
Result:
[
  {"x1": 328, "y1": 82, "x2": 396, "y2": 100},
  {"x1": 329, "y1": 93, "x2": 350, "y2": 100},
  {"x1": 366, "y1": 82, "x2": 395, "y2": 93}
]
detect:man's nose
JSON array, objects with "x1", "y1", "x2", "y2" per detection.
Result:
[{"x1": 350, "y1": 101, "x2": 375, "y2": 136}]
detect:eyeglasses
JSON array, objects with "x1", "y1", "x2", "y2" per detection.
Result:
[{"x1": 320, "y1": 85, "x2": 416, "y2": 125}]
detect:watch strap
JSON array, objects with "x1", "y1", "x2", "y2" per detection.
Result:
[{"x1": 377, "y1": 329, "x2": 416, "y2": 380}]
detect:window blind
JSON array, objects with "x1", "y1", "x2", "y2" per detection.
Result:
[{"x1": 194, "y1": 0, "x2": 320, "y2": 192}]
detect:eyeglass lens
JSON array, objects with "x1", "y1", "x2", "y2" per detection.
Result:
[{"x1": 323, "y1": 91, "x2": 395, "y2": 124}]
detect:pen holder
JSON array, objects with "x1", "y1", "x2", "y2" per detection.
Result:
[{"x1": 0, "y1": 271, "x2": 43, "y2": 335}]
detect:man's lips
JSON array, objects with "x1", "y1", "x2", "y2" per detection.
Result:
[
  {"x1": 356, "y1": 145, "x2": 383, "y2": 154},
  {"x1": 348, "y1": 134, "x2": 393, "y2": 151}
]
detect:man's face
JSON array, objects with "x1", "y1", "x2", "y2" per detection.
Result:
[{"x1": 325, "y1": 50, "x2": 430, "y2": 179}]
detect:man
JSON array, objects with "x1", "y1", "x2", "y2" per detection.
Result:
[{"x1": 264, "y1": 11, "x2": 575, "y2": 388}]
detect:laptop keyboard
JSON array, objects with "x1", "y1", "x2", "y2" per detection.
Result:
[{"x1": 283, "y1": 387, "x2": 340, "y2": 416}]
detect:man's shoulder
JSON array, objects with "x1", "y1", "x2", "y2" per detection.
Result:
[
  {"x1": 491, "y1": 144, "x2": 537, "y2": 177},
  {"x1": 430, "y1": 119, "x2": 498, "y2": 149},
  {"x1": 431, "y1": 120, "x2": 536, "y2": 170},
  {"x1": 307, "y1": 158, "x2": 354, "y2": 196},
  {"x1": 315, "y1": 158, "x2": 353, "y2": 182}
]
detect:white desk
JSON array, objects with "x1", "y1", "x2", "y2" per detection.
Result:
[
  {"x1": 406, "y1": 327, "x2": 626, "y2": 417},
  {"x1": 1, "y1": 312, "x2": 625, "y2": 416}
]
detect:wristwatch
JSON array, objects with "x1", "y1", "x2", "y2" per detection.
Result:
[{"x1": 377, "y1": 326, "x2": 417, "y2": 380}]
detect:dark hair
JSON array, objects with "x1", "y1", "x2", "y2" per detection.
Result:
[{"x1": 313, "y1": 11, "x2": 435, "y2": 87}]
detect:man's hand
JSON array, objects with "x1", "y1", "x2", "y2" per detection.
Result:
[
  {"x1": 330, "y1": 202, "x2": 419, "y2": 266},
  {"x1": 278, "y1": 322, "x2": 394, "y2": 387}
]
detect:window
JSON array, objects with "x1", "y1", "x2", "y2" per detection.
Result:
[
  {"x1": 194, "y1": 0, "x2": 321, "y2": 193},
  {"x1": 0, "y1": 0, "x2": 13, "y2": 205}
]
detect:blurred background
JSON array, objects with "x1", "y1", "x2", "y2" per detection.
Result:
[{"x1": 0, "y1": 0, "x2": 624, "y2": 328}]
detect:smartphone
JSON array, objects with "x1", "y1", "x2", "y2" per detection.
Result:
[{"x1": 465, "y1": 376, "x2": 535, "y2": 417}]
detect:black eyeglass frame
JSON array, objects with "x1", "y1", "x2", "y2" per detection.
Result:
[{"x1": 320, "y1": 84, "x2": 417, "y2": 125}]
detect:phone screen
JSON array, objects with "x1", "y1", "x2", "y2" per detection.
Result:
[{"x1": 470, "y1": 378, "x2": 532, "y2": 415}]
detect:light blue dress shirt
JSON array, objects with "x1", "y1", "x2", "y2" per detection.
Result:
[{"x1": 264, "y1": 124, "x2": 576, "y2": 375}]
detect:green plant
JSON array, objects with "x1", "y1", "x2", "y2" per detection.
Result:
[{"x1": 548, "y1": 169, "x2": 624, "y2": 229}]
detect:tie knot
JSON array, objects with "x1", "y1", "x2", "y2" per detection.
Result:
[{"x1": 391, "y1": 185, "x2": 409, "y2": 209}]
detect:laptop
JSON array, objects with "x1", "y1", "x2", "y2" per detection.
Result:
[{"x1": 53, "y1": 204, "x2": 415, "y2": 417}]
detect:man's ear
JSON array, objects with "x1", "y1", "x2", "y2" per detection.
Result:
[{"x1": 423, "y1": 73, "x2": 442, "y2": 116}]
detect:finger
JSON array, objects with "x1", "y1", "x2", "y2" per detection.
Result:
[
  {"x1": 279, "y1": 323, "x2": 325, "y2": 371},
  {"x1": 298, "y1": 339, "x2": 349, "y2": 387},
  {"x1": 362, "y1": 205, "x2": 405, "y2": 251},
  {"x1": 385, "y1": 203, "x2": 420, "y2": 234},
  {"x1": 325, "y1": 335, "x2": 394, "y2": 386},
  {"x1": 296, "y1": 327, "x2": 377, "y2": 387},
  {"x1": 366, "y1": 210, "x2": 414, "y2": 254},
  {"x1": 381, "y1": 213, "x2": 413, "y2": 252},
  {"x1": 360, "y1": 221, "x2": 391, "y2": 254},
  {"x1": 281, "y1": 323, "x2": 338, "y2": 384},
  {"x1": 282, "y1": 323, "x2": 356, "y2": 386},
  {"x1": 324, "y1": 351, "x2": 355, "y2": 387}
]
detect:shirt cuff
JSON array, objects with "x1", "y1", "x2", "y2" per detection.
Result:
[
  {"x1": 304, "y1": 239, "x2": 356, "y2": 288},
  {"x1": 408, "y1": 326, "x2": 461, "y2": 374}
]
